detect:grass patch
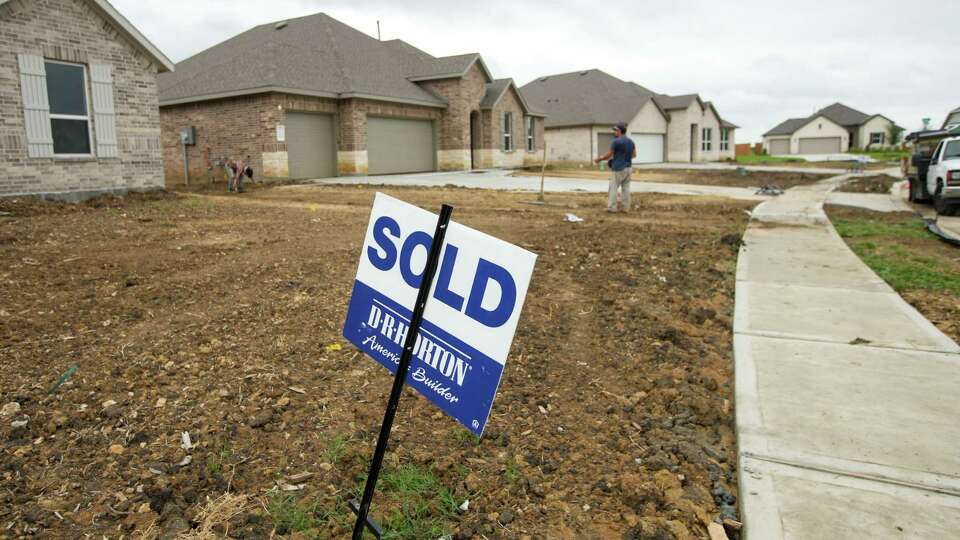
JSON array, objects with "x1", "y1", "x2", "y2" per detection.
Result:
[
  {"x1": 849, "y1": 149, "x2": 910, "y2": 161},
  {"x1": 205, "y1": 442, "x2": 233, "y2": 477},
  {"x1": 832, "y1": 217, "x2": 929, "y2": 239},
  {"x1": 830, "y1": 209, "x2": 960, "y2": 293},
  {"x1": 273, "y1": 463, "x2": 461, "y2": 539},
  {"x1": 323, "y1": 433, "x2": 351, "y2": 464},
  {"x1": 736, "y1": 154, "x2": 805, "y2": 164},
  {"x1": 851, "y1": 243, "x2": 960, "y2": 292}
]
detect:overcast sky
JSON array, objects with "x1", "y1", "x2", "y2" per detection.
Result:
[{"x1": 115, "y1": 0, "x2": 957, "y2": 142}]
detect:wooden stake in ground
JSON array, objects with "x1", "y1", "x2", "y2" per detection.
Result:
[{"x1": 538, "y1": 141, "x2": 547, "y2": 202}]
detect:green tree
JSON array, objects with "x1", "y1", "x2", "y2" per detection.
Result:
[{"x1": 887, "y1": 124, "x2": 905, "y2": 146}]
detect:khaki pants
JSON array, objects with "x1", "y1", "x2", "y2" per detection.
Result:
[{"x1": 608, "y1": 168, "x2": 631, "y2": 211}]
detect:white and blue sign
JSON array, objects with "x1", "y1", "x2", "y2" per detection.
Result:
[{"x1": 343, "y1": 193, "x2": 537, "y2": 436}]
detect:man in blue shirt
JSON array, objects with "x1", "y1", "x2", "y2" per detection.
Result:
[{"x1": 594, "y1": 122, "x2": 637, "y2": 212}]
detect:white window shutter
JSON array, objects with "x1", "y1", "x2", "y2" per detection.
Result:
[
  {"x1": 90, "y1": 64, "x2": 118, "y2": 158},
  {"x1": 17, "y1": 54, "x2": 54, "y2": 158}
]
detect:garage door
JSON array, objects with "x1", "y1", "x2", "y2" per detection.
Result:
[
  {"x1": 768, "y1": 139, "x2": 790, "y2": 155},
  {"x1": 631, "y1": 133, "x2": 664, "y2": 163},
  {"x1": 367, "y1": 117, "x2": 435, "y2": 175},
  {"x1": 286, "y1": 112, "x2": 336, "y2": 179},
  {"x1": 798, "y1": 137, "x2": 842, "y2": 154}
]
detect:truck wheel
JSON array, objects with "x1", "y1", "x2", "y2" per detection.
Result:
[{"x1": 933, "y1": 182, "x2": 952, "y2": 214}]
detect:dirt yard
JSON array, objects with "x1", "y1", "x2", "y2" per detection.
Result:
[
  {"x1": 827, "y1": 205, "x2": 960, "y2": 342},
  {"x1": 834, "y1": 174, "x2": 899, "y2": 194},
  {"x1": 0, "y1": 185, "x2": 754, "y2": 539},
  {"x1": 514, "y1": 168, "x2": 829, "y2": 190}
]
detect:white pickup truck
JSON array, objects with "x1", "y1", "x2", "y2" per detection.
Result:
[{"x1": 926, "y1": 136, "x2": 960, "y2": 215}]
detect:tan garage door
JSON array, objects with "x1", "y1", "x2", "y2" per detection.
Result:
[
  {"x1": 286, "y1": 112, "x2": 336, "y2": 179},
  {"x1": 798, "y1": 137, "x2": 842, "y2": 154},
  {"x1": 367, "y1": 117, "x2": 435, "y2": 175},
  {"x1": 769, "y1": 139, "x2": 790, "y2": 155}
]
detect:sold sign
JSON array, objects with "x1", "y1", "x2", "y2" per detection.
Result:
[{"x1": 343, "y1": 193, "x2": 537, "y2": 436}]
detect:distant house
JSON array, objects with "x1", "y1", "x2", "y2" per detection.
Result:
[
  {"x1": 1, "y1": 0, "x2": 173, "y2": 201},
  {"x1": 943, "y1": 106, "x2": 960, "y2": 129},
  {"x1": 519, "y1": 69, "x2": 737, "y2": 165},
  {"x1": 763, "y1": 103, "x2": 898, "y2": 155},
  {"x1": 158, "y1": 13, "x2": 545, "y2": 182}
]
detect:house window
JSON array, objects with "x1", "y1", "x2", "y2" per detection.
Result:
[
  {"x1": 870, "y1": 132, "x2": 885, "y2": 145},
  {"x1": 525, "y1": 116, "x2": 535, "y2": 152},
  {"x1": 701, "y1": 127, "x2": 713, "y2": 151},
  {"x1": 502, "y1": 112, "x2": 513, "y2": 151},
  {"x1": 45, "y1": 61, "x2": 92, "y2": 156},
  {"x1": 720, "y1": 129, "x2": 729, "y2": 151}
]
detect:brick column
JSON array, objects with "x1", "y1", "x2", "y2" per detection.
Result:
[{"x1": 338, "y1": 99, "x2": 368, "y2": 175}]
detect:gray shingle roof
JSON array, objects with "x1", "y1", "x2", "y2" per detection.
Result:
[
  {"x1": 480, "y1": 79, "x2": 511, "y2": 109},
  {"x1": 764, "y1": 118, "x2": 808, "y2": 136},
  {"x1": 519, "y1": 69, "x2": 660, "y2": 127},
  {"x1": 653, "y1": 94, "x2": 702, "y2": 111},
  {"x1": 814, "y1": 102, "x2": 870, "y2": 127},
  {"x1": 942, "y1": 106, "x2": 960, "y2": 128},
  {"x1": 720, "y1": 118, "x2": 739, "y2": 129},
  {"x1": 158, "y1": 13, "x2": 485, "y2": 107}
]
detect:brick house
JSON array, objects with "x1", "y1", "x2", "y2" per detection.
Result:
[
  {"x1": 520, "y1": 69, "x2": 738, "y2": 165},
  {"x1": 158, "y1": 13, "x2": 546, "y2": 183},
  {"x1": 1, "y1": 0, "x2": 173, "y2": 200}
]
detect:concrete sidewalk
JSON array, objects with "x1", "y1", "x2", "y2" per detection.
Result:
[
  {"x1": 735, "y1": 174, "x2": 960, "y2": 538},
  {"x1": 308, "y1": 169, "x2": 768, "y2": 201},
  {"x1": 638, "y1": 162, "x2": 853, "y2": 175}
]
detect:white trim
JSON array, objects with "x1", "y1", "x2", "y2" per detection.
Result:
[
  {"x1": 45, "y1": 60, "x2": 95, "y2": 158},
  {"x1": 84, "y1": 0, "x2": 174, "y2": 72}
]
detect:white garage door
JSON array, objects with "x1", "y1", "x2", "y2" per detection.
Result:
[
  {"x1": 367, "y1": 117, "x2": 435, "y2": 175},
  {"x1": 768, "y1": 139, "x2": 790, "y2": 155},
  {"x1": 631, "y1": 133, "x2": 664, "y2": 163},
  {"x1": 798, "y1": 137, "x2": 842, "y2": 154}
]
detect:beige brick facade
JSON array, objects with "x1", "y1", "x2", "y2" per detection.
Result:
[
  {"x1": 0, "y1": 0, "x2": 165, "y2": 200},
  {"x1": 160, "y1": 61, "x2": 545, "y2": 180}
]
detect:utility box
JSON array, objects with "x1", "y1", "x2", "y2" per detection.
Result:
[{"x1": 180, "y1": 126, "x2": 196, "y2": 146}]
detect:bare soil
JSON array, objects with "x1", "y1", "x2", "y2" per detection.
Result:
[
  {"x1": 835, "y1": 175, "x2": 899, "y2": 194},
  {"x1": 0, "y1": 185, "x2": 754, "y2": 539},
  {"x1": 514, "y1": 168, "x2": 829, "y2": 190}
]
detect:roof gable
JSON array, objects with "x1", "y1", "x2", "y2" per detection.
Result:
[
  {"x1": 481, "y1": 79, "x2": 544, "y2": 116},
  {"x1": 1, "y1": 0, "x2": 174, "y2": 71},
  {"x1": 814, "y1": 102, "x2": 870, "y2": 127},
  {"x1": 654, "y1": 94, "x2": 704, "y2": 111}
]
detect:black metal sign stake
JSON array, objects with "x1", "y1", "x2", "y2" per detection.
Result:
[{"x1": 349, "y1": 204, "x2": 454, "y2": 540}]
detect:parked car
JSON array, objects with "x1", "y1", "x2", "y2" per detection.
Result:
[{"x1": 925, "y1": 136, "x2": 960, "y2": 215}]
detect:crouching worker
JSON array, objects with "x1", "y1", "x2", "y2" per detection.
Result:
[{"x1": 594, "y1": 122, "x2": 636, "y2": 213}]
